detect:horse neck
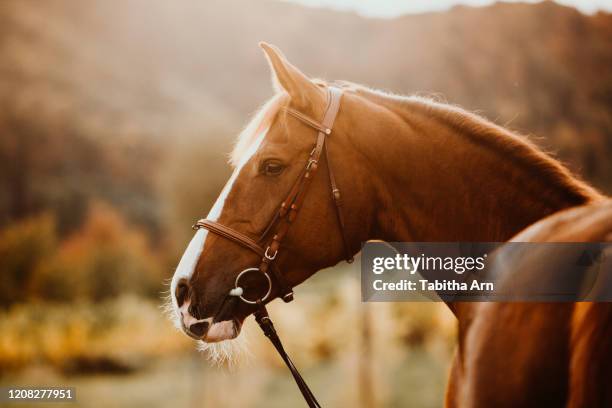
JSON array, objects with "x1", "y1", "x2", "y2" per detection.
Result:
[
  {"x1": 345, "y1": 91, "x2": 602, "y2": 243},
  {"x1": 342, "y1": 90, "x2": 602, "y2": 320}
]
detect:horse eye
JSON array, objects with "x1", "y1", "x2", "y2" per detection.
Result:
[{"x1": 263, "y1": 160, "x2": 285, "y2": 176}]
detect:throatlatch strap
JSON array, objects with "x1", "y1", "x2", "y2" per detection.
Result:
[{"x1": 324, "y1": 142, "x2": 354, "y2": 263}]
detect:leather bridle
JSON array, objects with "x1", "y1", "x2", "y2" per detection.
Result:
[{"x1": 192, "y1": 87, "x2": 352, "y2": 407}]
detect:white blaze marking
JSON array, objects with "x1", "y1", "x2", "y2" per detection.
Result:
[{"x1": 170, "y1": 128, "x2": 269, "y2": 327}]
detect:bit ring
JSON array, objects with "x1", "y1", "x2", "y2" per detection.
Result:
[{"x1": 234, "y1": 268, "x2": 272, "y2": 304}]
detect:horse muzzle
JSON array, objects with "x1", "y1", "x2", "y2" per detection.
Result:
[{"x1": 183, "y1": 317, "x2": 241, "y2": 342}]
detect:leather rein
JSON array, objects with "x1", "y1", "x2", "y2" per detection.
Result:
[{"x1": 192, "y1": 87, "x2": 351, "y2": 407}]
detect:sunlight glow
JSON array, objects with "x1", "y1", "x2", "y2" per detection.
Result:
[{"x1": 280, "y1": 0, "x2": 611, "y2": 17}]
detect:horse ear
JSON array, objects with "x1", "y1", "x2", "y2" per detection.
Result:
[{"x1": 259, "y1": 42, "x2": 325, "y2": 110}]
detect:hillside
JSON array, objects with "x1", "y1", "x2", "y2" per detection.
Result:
[{"x1": 0, "y1": 0, "x2": 611, "y2": 234}]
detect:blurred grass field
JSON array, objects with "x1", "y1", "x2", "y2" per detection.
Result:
[
  {"x1": 0, "y1": 350, "x2": 449, "y2": 408},
  {"x1": 0, "y1": 262, "x2": 455, "y2": 408}
]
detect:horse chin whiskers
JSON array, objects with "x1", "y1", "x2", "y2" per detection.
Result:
[
  {"x1": 160, "y1": 291, "x2": 183, "y2": 331},
  {"x1": 197, "y1": 326, "x2": 250, "y2": 367}
]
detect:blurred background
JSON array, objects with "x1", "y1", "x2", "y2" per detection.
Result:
[{"x1": 0, "y1": 0, "x2": 611, "y2": 407}]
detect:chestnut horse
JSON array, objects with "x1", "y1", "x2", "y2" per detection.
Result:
[
  {"x1": 457, "y1": 201, "x2": 612, "y2": 408},
  {"x1": 168, "y1": 43, "x2": 606, "y2": 405}
]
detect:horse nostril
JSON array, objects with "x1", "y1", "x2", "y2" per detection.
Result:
[
  {"x1": 189, "y1": 321, "x2": 210, "y2": 337},
  {"x1": 176, "y1": 280, "x2": 189, "y2": 307}
]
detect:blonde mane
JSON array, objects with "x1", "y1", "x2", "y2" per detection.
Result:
[{"x1": 229, "y1": 93, "x2": 287, "y2": 167}]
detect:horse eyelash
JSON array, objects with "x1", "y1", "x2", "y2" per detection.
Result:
[{"x1": 259, "y1": 159, "x2": 286, "y2": 175}]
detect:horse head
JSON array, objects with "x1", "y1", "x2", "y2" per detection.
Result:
[{"x1": 169, "y1": 43, "x2": 372, "y2": 345}]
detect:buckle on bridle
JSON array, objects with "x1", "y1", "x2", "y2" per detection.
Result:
[
  {"x1": 306, "y1": 158, "x2": 318, "y2": 171},
  {"x1": 264, "y1": 246, "x2": 278, "y2": 260}
]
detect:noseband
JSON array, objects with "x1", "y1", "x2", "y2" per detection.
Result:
[{"x1": 192, "y1": 87, "x2": 352, "y2": 407}]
